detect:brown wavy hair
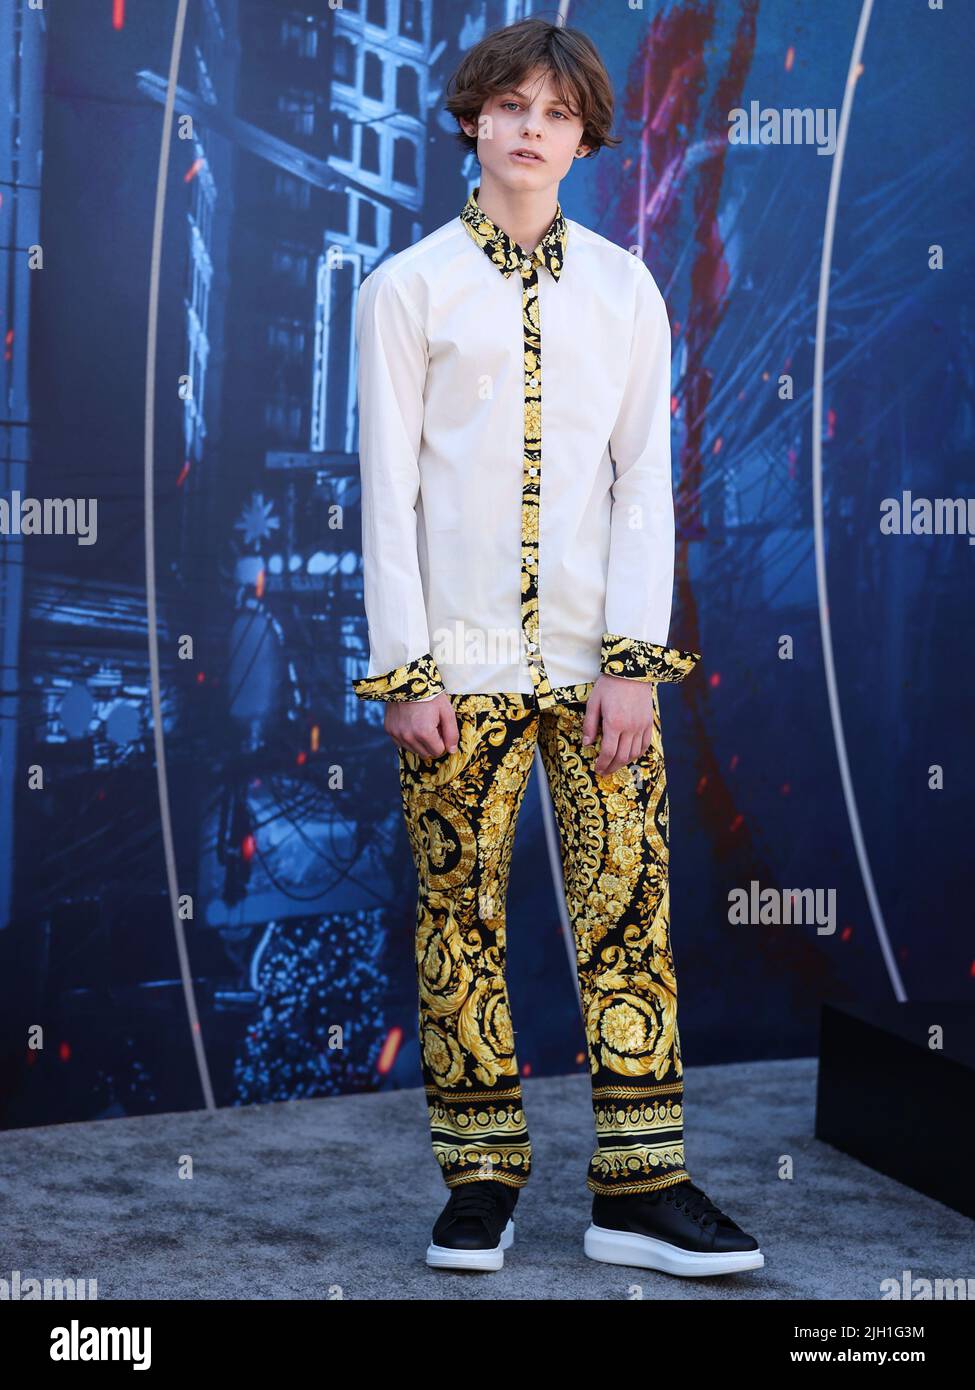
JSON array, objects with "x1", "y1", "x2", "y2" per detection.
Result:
[{"x1": 444, "y1": 15, "x2": 621, "y2": 159}]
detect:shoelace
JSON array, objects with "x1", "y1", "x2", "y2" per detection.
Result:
[
  {"x1": 448, "y1": 1183, "x2": 505, "y2": 1224},
  {"x1": 662, "y1": 1182, "x2": 733, "y2": 1231}
]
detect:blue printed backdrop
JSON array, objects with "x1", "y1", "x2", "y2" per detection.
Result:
[{"x1": 0, "y1": 0, "x2": 970, "y2": 1129}]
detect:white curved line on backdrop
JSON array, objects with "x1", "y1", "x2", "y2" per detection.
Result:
[
  {"x1": 146, "y1": 0, "x2": 216, "y2": 1107},
  {"x1": 813, "y1": 0, "x2": 906, "y2": 1000}
]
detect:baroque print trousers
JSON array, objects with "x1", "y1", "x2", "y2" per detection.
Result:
[{"x1": 397, "y1": 686, "x2": 691, "y2": 1198}]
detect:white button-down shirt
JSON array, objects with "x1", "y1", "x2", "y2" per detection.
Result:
[{"x1": 351, "y1": 184, "x2": 701, "y2": 708}]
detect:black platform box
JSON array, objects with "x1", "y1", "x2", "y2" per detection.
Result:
[{"x1": 815, "y1": 1001, "x2": 975, "y2": 1219}]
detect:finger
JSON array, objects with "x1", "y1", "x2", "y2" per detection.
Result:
[
  {"x1": 606, "y1": 732, "x2": 635, "y2": 776},
  {"x1": 632, "y1": 724, "x2": 653, "y2": 772},
  {"x1": 415, "y1": 725, "x2": 447, "y2": 758},
  {"x1": 618, "y1": 732, "x2": 641, "y2": 771},
  {"x1": 389, "y1": 719, "x2": 419, "y2": 756},
  {"x1": 631, "y1": 729, "x2": 651, "y2": 765},
  {"x1": 594, "y1": 723, "x2": 620, "y2": 776},
  {"x1": 581, "y1": 689, "x2": 601, "y2": 747},
  {"x1": 440, "y1": 700, "x2": 460, "y2": 754},
  {"x1": 400, "y1": 726, "x2": 431, "y2": 757}
]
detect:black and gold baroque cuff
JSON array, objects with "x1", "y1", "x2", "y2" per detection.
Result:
[
  {"x1": 600, "y1": 632, "x2": 702, "y2": 685},
  {"x1": 352, "y1": 651, "x2": 446, "y2": 702}
]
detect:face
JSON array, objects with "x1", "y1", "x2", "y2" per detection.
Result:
[{"x1": 462, "y1": 66, "x2": 591, "y2": 190}]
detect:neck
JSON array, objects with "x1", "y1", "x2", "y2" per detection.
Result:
[{"x1": 474, "y1": 172, "x2": 559, "y2": 256}]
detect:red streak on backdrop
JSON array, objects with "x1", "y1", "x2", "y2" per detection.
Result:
[
  {"x1": 377, "y1": 1028, "x2": 402, "y2": 1075},
  {"x1": 598, "y1": 2, "x2": 846, "y2": 1008}
]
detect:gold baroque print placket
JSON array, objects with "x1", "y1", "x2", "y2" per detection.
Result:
[
  {"x1": 459, "y1": 187, "x2": 568, "y2": 711},
  {"x1": 518, "y1": 251, "x2": 553, "y2": 708}
]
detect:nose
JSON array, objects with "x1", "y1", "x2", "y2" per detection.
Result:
[{"x1": 520, "y1": 111, "x2": 543, "y2": 141}]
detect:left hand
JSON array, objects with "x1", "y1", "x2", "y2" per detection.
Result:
[{"x1": 582, "y1": 674, "x2": 655, "y2": 777}]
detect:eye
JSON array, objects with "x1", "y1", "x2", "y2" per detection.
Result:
[{"x1": 502, "y1": 101, "x2": 521, "y2": 112}]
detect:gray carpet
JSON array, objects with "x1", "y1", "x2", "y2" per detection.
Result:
[{"x1": 0, "y1": 1058, "x2": 967, "y2": 1300}]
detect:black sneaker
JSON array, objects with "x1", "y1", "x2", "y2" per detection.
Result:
[
  {"x1": 426, "y1": 1179, "x2": 520, "y2": 1271},
  {"x1": 585, "y1": 1179, "x2": 764, "y2": 1277}
]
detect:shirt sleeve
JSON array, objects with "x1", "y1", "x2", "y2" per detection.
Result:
[
  {"x1": 350, "y1": 269, "x2": 447, "y2": 703},
  {"x1": 600, "y1": 263, "x2": 702, "y2": 687}
]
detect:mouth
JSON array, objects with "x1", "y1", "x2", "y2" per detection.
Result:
[{"x1": 510, "y1": 150, "x2": 544, "y2": 163}]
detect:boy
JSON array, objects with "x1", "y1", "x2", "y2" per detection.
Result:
[{"x1": 351, "y1": 16, "x2": 763, "y2": 1278}]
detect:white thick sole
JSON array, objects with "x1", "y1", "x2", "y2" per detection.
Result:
[
  {"x1": 426, "y1": 1217, "x2": 514, "y2": 1271},
  {"x1": 584, "y1": 1222, "x2": 764, "y2": 1277}
]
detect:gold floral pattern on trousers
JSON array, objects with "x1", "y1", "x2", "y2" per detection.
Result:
[{"x1": 398, "y1": 689, "x2": 690, "y2": 1196}]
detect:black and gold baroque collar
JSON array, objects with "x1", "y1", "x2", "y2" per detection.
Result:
[{"x1": 459, "y1": 183, "x2": 568, "y2": 280}]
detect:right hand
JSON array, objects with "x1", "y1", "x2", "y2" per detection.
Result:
[{"x1": 384, "y1": 693, "x2": 459, "y2": 759}]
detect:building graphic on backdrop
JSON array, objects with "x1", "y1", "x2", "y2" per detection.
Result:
[
  {"x1": 0, "y1": 0, "x2": 532, "y2": 1125},
  {"x1": 0, "y1": 0, "x2": 43, "y2": 935},
  {"x1": 201, "y1": 0, "x2": 529, "y2": 1107},
  {"x1": 3, "y1": 0, "x2": 964, "y2": 1133}
]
